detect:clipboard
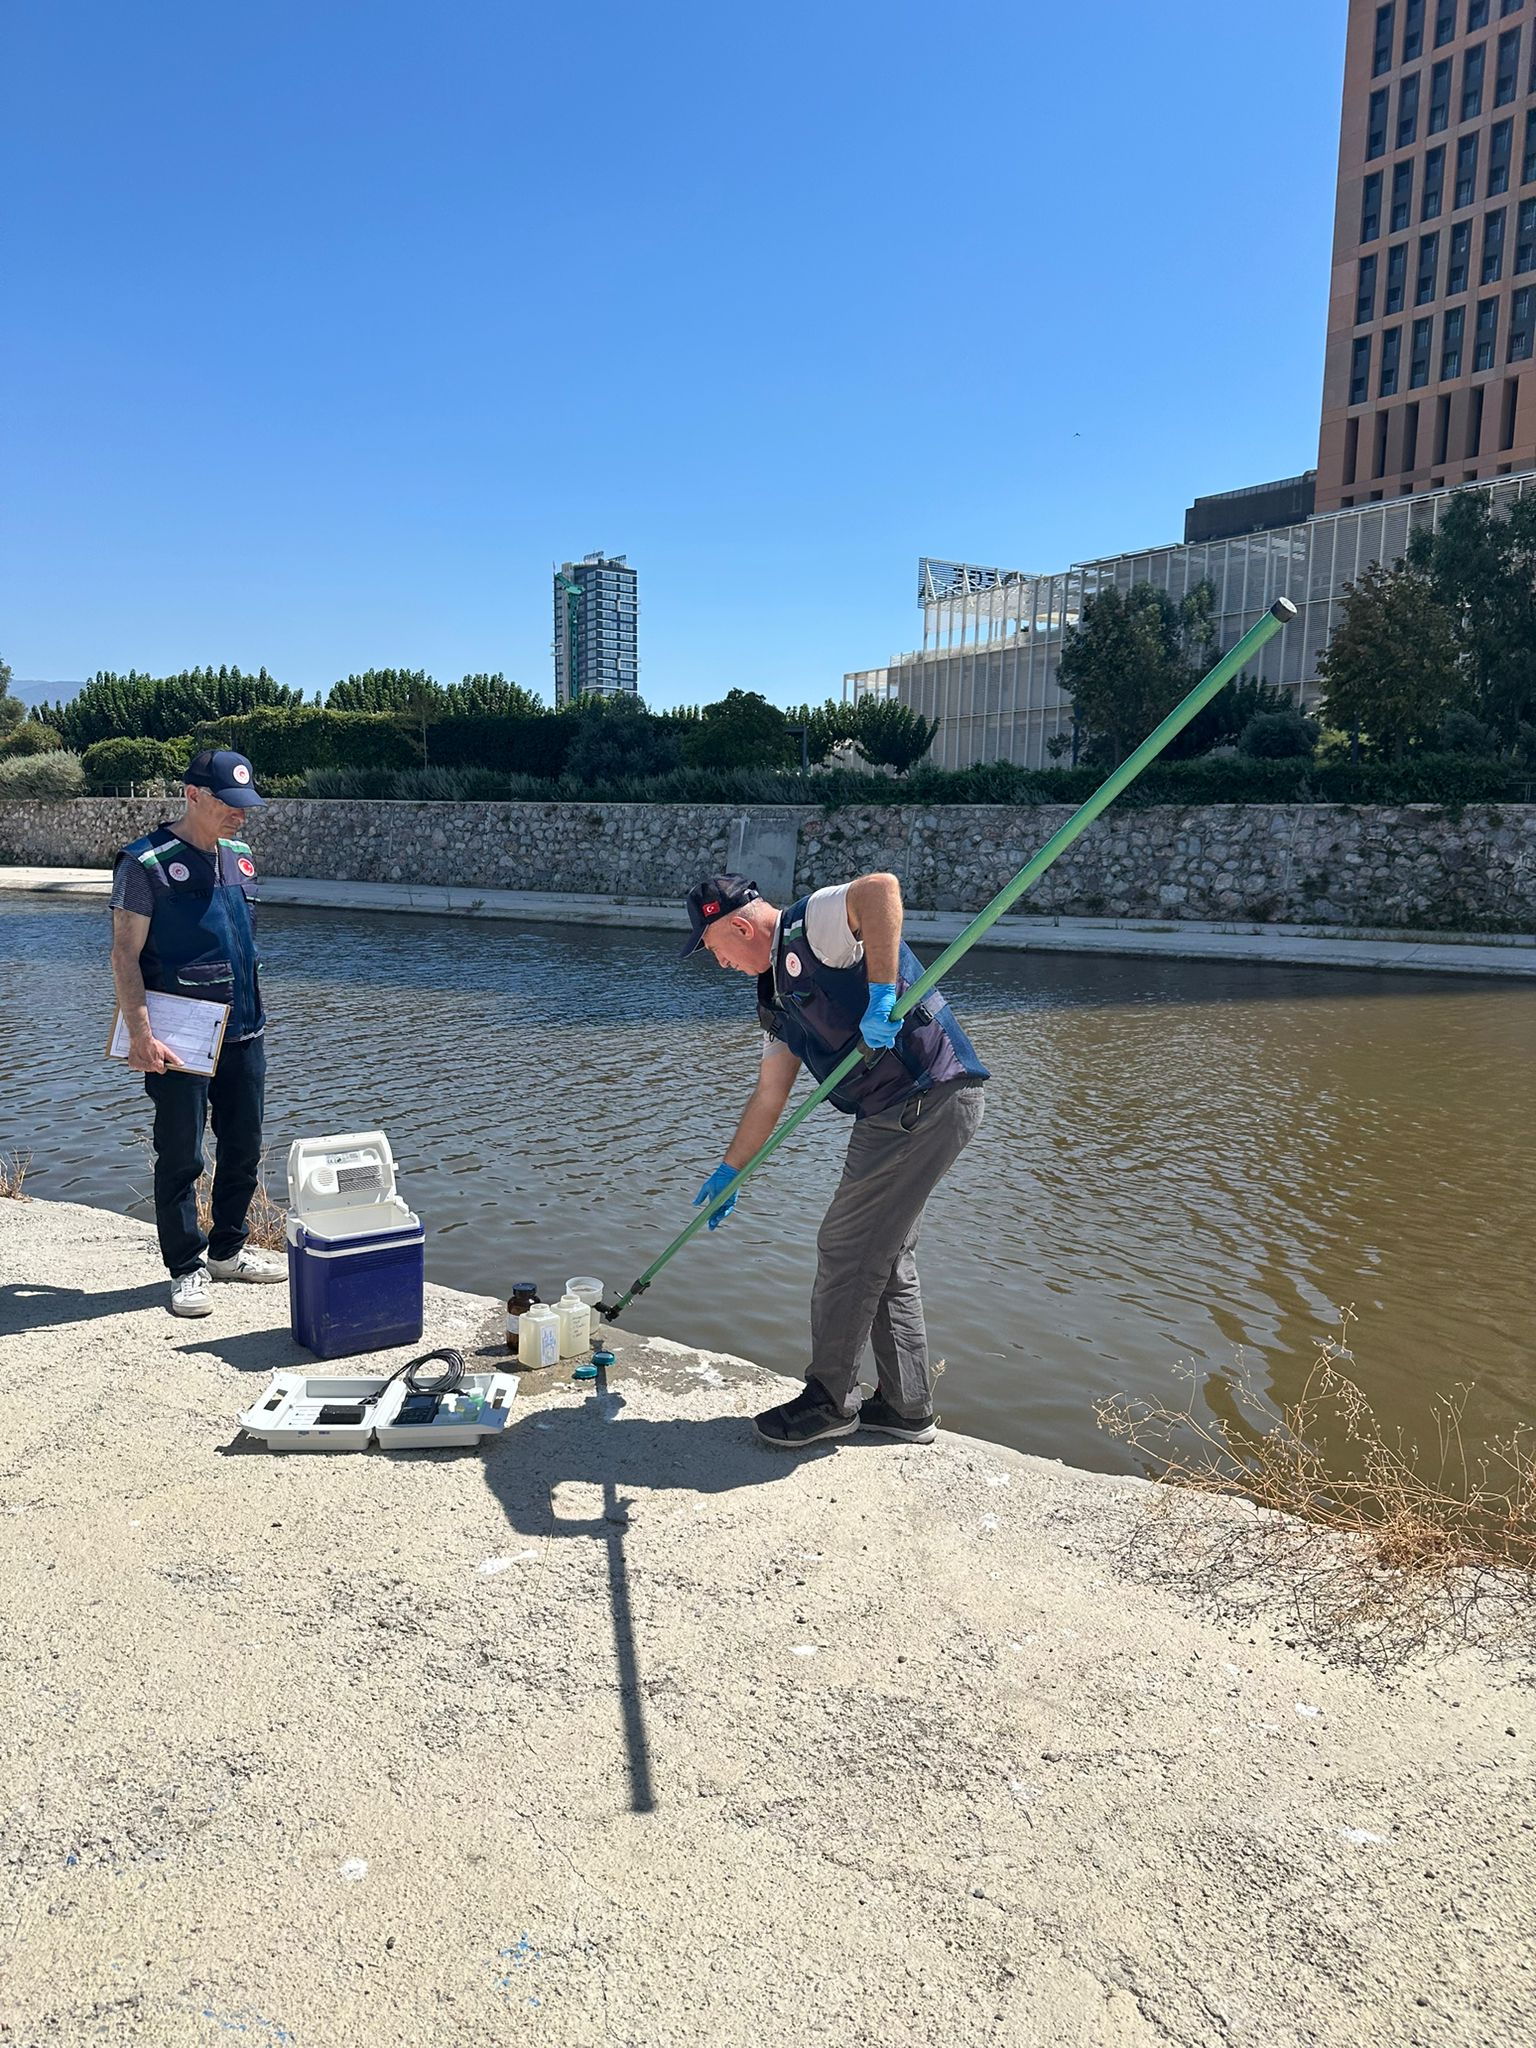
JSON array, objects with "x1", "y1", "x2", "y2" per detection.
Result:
[{"x1": 107, "y1": 991, "x2": 232, "y2": 1077}]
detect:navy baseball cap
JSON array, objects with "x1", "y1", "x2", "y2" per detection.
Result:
[
  {"x1": 185, "y1": 747, "x2": 263, "y2": 808},
  {"x1": 681, "y1": 873, "x2": 760, "y2": 957}
]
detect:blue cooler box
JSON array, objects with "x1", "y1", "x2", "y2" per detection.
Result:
[{"x1": 287, "y1": 1215, "x2": 425, "y2": 1359}]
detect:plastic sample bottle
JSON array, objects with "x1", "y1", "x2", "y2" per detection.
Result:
[
  {"x1": 556, "y1": 1294, "x2": 592, "y2": 1358},
  {"x1": 517, "y1": 1302, "x2": 562, "y2": 1370}
]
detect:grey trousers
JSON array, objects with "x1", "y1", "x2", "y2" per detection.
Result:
[{"x1": 809, "y1": 1081, "x2": 985, "y2": 1417}]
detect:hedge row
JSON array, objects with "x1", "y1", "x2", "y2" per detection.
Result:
[{"x1": 292, "y1": 753, "x2": 1528, "y2": 808}]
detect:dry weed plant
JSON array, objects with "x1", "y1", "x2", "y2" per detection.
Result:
[
  {"x1": 0, "y1": 1151, "x2": 33, "y2": 1199},
  {"x1": 1096, "y1": 1311, "x2": 1536, "y2": 1673},
  {"x1": 129, "y1": 1135, "x2": 288, "y2": 1252},
  {"x1": 194, "y1": 1161, "x2": 288, "y2": 1252}
]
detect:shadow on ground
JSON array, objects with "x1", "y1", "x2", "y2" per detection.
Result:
[{"x1": 0, "y1": 1280, "x2": 167, "y2": 1335}]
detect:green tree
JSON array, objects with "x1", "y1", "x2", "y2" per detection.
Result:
[
  {"x1": 1238, "y1": 709, "x2": 1318, "y2": 759},
  {"x1": 1409, "y1": 491, "x2": 1536, "y2": 746},
  {"x1": 1057, "y1": 581, "x2": 1218, "y2": 764},
  {"x1": 0, "y1": 654, "x2": 20, "y2": 735},
  {"x1": 39, "y1": 667, "x2": 300, "y2": 750},
  {"x1": 787, "y1": 699, "x2": 859, "y2": 765},
  {"x1": 681, "y1": 689, "x2": 794, "y2": 770},
  {"x1": 0, "y1": 722, "x2": 65, "y2": 760},
  {"x1": 563, "y1": 696, "x2": 682, "y2": 783},
  {"x1": 850, "y1": 697, "x2": 940, "y2": 772},
  {"x1": 1317, "y1": 560, "x2": 1467, "y2": 759},
  {"x1": 442, "y1": 673, "x2": 543, "y2": 717},
  {"x1": 326, "y1": 669, "x2": 444, "y2": 714}
]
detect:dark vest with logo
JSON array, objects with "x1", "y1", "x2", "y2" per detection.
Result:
[
  {"x1": 756, "y1": 894, "x2": 987, "y2": 1119},
  {"x1": 116, "y1": 825, "x2": 264, "y2": 1040}
]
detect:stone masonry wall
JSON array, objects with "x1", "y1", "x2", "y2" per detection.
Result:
[{"x1": 1, "y1": 797, "x2": 1533, "y2": 931}]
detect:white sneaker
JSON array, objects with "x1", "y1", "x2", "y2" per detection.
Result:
[
  {"x1": 208, "y1": 1248, "x2": 287, "y2": 1284},
  {"x1": 170, "y1": 1268, "x2": 213, "y2": 1317}
]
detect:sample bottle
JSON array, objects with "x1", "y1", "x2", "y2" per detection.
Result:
[
  {"x1": 518, "y1": 1302, "x2": 562, "y2": 1370},
  {"x1": 505, "y1": 1282, "x2": 538, "y2": 1355},
  {"x1": 556, "y1": 1294, "x2": 592, "y2": 1358}
]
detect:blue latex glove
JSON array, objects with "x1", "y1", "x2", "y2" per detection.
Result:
[
  {"x1": 859, "y1": 982, "x2": 901, "y2": 1051},
  {"x1": 694, "y1": 1162, "x2": 739, "y2": 1230}
]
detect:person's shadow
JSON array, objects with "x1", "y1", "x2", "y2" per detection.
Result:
[
  {"x1": 479, "y1": 1369, "x2": 803, "y2": 1816},
  {"x1": 0, "y1": 1281, "x2": 167, "y2": 1337}
]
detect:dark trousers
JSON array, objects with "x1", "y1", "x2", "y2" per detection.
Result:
[{"x1": 143, "y1": 1035, "x2": 267, "y2": 1276}]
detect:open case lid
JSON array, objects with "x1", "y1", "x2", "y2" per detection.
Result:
[{"x1": 286, "y1": 1132, "x2": 400, "y2": 1220}]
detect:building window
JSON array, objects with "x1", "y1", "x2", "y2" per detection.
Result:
[
  {"x1": 1475, "y1": 294, "x2": 1500, "y2": 367},
  {"x1": 1461, "y1": 43, "x2": 1486, "y2": 120},
  {"x1": 1422, "y1": 147, "x2": 1446, "y2": 219},
  {"x1": 1405, "y1": 0, "x2": 1428, "y2": 55},
  {"x1": 1418, "y1": 228, "x2": 1442, "y2": 299},
  {"x1": 1375, "y1": 2, "x2": 1398, "y2": 70},
  {"x1": 1456, "y1": 133, "x2": 1480, "y2": 208},
  {"x1": 1392, "y1": 159, "x2": 1415, "y2": 230},
  {"x1": 1411, "y1": 313, "x2": 1436, "y2": 383},
  {"x1": 1435, "y1": 0, "x2": 1458, "y2": 43},
  {"x1": 1442, "y1": 304, "x2": 1466, "y2": 376},
  {"x1": 1352, "y1": 336, "x2": 1374, "y2": 404},
  {"x1": 1524, "y1": 110, "x2": 1536, "y2": 183},
  {"x1": 1490, "y1": 119, "x2": 1514, "y2": 194},
  {"x1": 1368, "y1": 88, "x2": 1390, "y2": 159},
  {"x1": 1518, "y1": 194, "x2": 1536, "y2": 265},
  {"x1": 1510, "y1": 286, "x2": 1535, "y2": 356},
  {"x1": 1386, "y1": 240, "x2": 1410, "y2": 310},
  {"x1": 1398, "y1": 72, "x2": 1422, "y2": 146},
  {"x1": 1448, "y1": 218, "x2": 1473, "y2": 289},
  {"x1": 1362, "y1": 170, "x2": 1385, "y2": 241},
  {"x1": 1429, "y1": 56, "x2": 1453, "y2": 130},
  {"x1": 1503, "y1": 0, "x2": 1523, "y2": 16},
  {"x1": 1496, "y1": 24, "x2": 1523, "y2": 97},
  {"x1": 1483, "y1": 206, "x2": 1507, "y2": 279},
  {"x1": 1469, "y1": 0, "x2": 1490, "y2": 23},
  {"x1": 1380, "y1": 326, "x2": 1404, "y2": 394}
]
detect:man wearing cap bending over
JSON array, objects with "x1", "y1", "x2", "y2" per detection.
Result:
[
  {"x1": 682, "y1": 871, "x2": 987, "y2": 1450},
  {"x1": 110, "y1": 750, "x2": 285, "y2": 1317}
]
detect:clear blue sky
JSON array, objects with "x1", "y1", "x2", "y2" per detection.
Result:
[{"x1": 2, "y1": 0, "x2": 1347, "y2": 709}]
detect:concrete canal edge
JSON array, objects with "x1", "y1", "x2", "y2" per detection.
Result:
[
  {"x1": 1, "y1": 1196, "x2": 1528, "y2": 2046},
  {"x1": 5, "y1": 863, "x2": 1536, "y2": 977}
]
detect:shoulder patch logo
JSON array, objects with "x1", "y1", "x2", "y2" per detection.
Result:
[
  {"x1": 167, "y1": 862, "x2": 190, "y2": 882},
  {"x1": 237, "y1": 857, "x2": 256, "y2": 878},
  {"x1": 784, "y1": 950, "x2": 803, "y2": 978}
]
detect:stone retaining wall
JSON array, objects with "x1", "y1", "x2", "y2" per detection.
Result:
[{"x1": 2, "y1": 796, "x2": 1533, "y2": 930}]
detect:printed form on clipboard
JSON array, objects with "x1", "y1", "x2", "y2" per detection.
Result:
[{"x1": 107, "y1": 991, "x2": 231, "y2": 1077}]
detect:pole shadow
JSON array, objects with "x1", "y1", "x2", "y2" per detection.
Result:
[{"x1": 478, "y1": 1364, "x2": 804, "y2": 1816}]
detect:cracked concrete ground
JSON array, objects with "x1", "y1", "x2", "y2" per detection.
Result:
[{"x1": 1, "y1": 1198, "x2": 1530, "y2": 2048}]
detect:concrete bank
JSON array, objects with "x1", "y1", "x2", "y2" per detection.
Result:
[
  {"x1": 6, "y1": 864, "x2": 1535, "y2": 978},
  {"x1": 1, "y1": 1197, "x2": 1529, "y2": 2048}
]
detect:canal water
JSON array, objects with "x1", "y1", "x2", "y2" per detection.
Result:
[{"x1": 3, "y1": 892, "x2": 1533, "y2": 1475}]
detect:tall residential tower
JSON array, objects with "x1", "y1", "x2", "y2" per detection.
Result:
[
  {"x1": 1317, "y1": 0, "x2": 1536, "y2": 510},
  {"x1": 552, "y1": 553, "x2": 639, "y2": 705}
]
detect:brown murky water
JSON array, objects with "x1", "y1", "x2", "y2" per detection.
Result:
[{"x1": 3, "y1": 893, "x2": 1533, "y2": 1473}]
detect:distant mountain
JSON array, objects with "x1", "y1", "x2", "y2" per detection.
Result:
[{"x1": 7, "y1": 680, "x2": 81, "y2": 710}]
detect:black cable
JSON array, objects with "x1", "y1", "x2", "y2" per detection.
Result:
[{"x1": 361, "y1": 1346, "x2": 469, "y2": 1411}]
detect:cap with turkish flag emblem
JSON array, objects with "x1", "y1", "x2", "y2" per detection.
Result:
[{"x1": 681, "y1": 873, "x2": 760, "y2": 957}]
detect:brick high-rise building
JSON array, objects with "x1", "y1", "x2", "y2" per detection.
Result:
[{"x1": 1317, "y1": 0, "x2": 1536, "y2": 511}]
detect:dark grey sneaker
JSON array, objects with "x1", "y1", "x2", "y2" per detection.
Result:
[
  {"x1": 856, "y1": 1391, "x2": 937, "y2": 1444},
  {"x1": 753, "y1": 1379, "x2": 858, "y2": 1451}
]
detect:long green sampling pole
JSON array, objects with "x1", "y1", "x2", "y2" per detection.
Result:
[{"x1": 601, "y1": 597, "x2": 1297, "y2": 1321}]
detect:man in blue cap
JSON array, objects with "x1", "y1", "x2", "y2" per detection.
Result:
[
  {"x1": 681, "y1": 870, "x2": 988, "y2": 1450},
  {"x1": 110, "y1": 749, "x2": 285, "y2": 1316}
]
